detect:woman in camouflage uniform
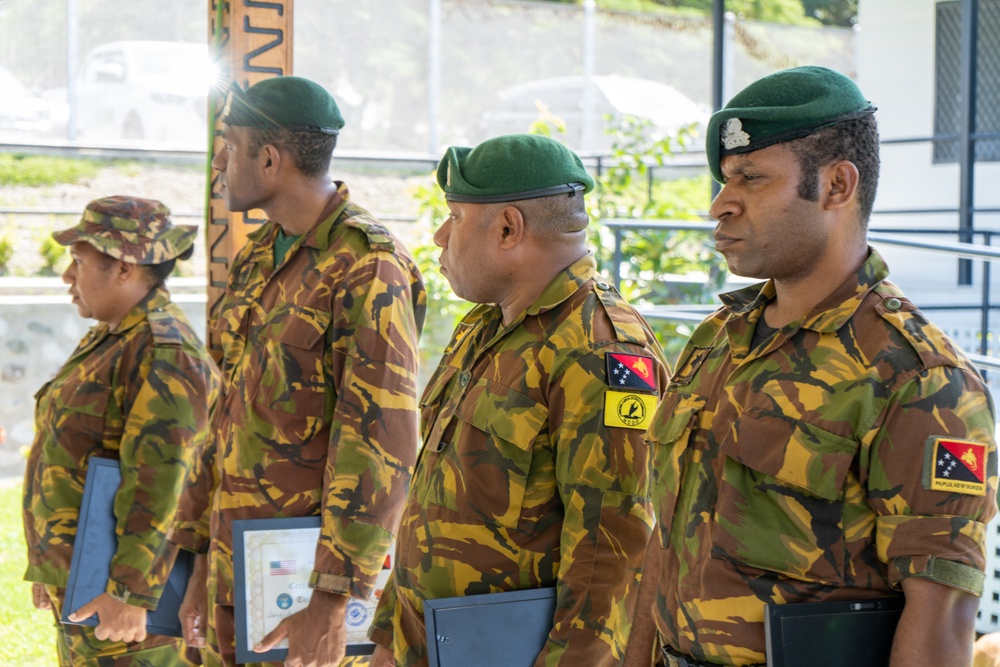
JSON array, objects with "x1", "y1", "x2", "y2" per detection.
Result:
[{"x1": 22, "y1": 196, "x2": 221, "y2": 666}]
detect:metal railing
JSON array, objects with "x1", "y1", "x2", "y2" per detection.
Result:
[{"x1": 605, "y1": 219, "x2": 1000, "y2": 370}]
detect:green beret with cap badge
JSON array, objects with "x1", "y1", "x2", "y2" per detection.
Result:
[
  {"x1": 706, "y1": 65, "x2": 876, "y2": 183},
  {"x1": 53, "y1": 196, "x2": 197, "y2": 265},
  {"x1": 437, "y1": 134, "x2": 595, "y2": 203},
  {"x1": 222, "y1": 76, "x2": 344, "y2": 135}
]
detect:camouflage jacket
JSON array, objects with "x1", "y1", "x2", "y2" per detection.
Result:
[
  {"x1": 23, "y1": 287, "x2": 221, "y2": 609},
  {"x1": 174, "y1": 182, "x2": 426, "y2": 605},
  {"x1": 648, "y1": 249, "x2": 998, "y2": 665},
  {"x1": 370, "y1": 253, "x2": 669, "y2": 667}
]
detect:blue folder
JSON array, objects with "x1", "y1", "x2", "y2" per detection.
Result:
[
  {"x1": 61, "y1": 456, "x2": 192, "y2": 637},
  {"x1": 423, "y1": 587, "x2": 557, "y2": 667}
]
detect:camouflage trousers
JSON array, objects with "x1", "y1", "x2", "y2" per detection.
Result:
[{"x1": 46, "y1": 585, "x2": 199, "y2": 667}]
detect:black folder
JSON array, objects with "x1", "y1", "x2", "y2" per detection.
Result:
[
  {"x1": 61, "y1": 456, "x2": 192, "y2": 637},
  {"x1": 764, "y1": 597, "x2": 905, "y2": 667},
  {"x1": 423, "y1": 587, "x2": 557, "y2": 667}
]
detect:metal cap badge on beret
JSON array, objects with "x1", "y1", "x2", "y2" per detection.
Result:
[
  {"x1": 221, "y1": 76, "x2": 344, "y2": 135},
  {"x1": 706, "y1": 65, "x2": 876, "y2": 183},
  {"x1": 52, "y1": 196, "x2": 197, "y2": 265},
  {"x1": 437, "y1": 134, "x2": 595, "y2": 203}
]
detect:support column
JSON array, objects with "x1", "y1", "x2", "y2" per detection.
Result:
[{"x1": 205, "y1": 0, "x2": 294, "y2": 360}]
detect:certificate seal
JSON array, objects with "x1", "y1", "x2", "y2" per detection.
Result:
[
  {"x1": 276, "y1": 593, "x2": 293, "y2": 610},
  {"x1": 346, "y1": 600, "x2": 369, "y2": 628}
]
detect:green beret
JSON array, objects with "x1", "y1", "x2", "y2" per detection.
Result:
[
  {"x1": 707, "y1": 66, "x2": 875, "y2": 182},
  {"x1": 222, "y1": 76, "x2": 344, "y2": 135},
  {"x1": 53, "y1": 196, "x2": 196, "y2": 265},
  {"x1": 437, "y1": 134, "x2": 595, "y2": 203}
]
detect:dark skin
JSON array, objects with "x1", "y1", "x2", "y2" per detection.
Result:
[{"x1": 624, "y1": 143, "x2": 983, "y2": 666}]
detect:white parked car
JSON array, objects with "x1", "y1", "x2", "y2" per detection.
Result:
[
  {"x1": 479, "y1": 75, "x2": 709, "y2": 154},
  {"x1": 75, "y1": 41, "x2": 216, "y2": 148},
  {"x1": 0, "y1": 66, "x2": 68, "y2": 140}
]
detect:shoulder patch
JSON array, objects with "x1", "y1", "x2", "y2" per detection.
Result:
[
  {"x1": 604, "y1": 391, "x2": 657, "y2": 430},
  {"x1": 923, "y1": 436, "x2": 988, "y2": 496},
  {"x1": 147, "y1": 307, "x2": 184, "y2": 348},
  {"x1": 606, "y1": 352, "x2": 657, "y2": 393},
  {"x1": 341, "y1": 206, "x2": 396, "y2": 253}
]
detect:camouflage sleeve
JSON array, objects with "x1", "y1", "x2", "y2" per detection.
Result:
[
  {"x1": 169, "y1": 423, "x2": 218, "y2": 554},
  {"x1": 368, "y1": 570, "x2": 397, "y2": 646},
  {"x1": 537, "y1": 346, "x2": 664, "y2": 665},
  {"x1": 311, "y1": 250, "x2": 423, "y2": 600},
  {"x1": 867, "y1": 364, "x2": 998, "y2": 595},
  {"x1": 106, "y1": 346, "x2": 218, "y2": 609}
]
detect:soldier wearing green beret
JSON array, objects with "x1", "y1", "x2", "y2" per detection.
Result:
[
  {"x1": 367, "y1": 133, "x2": 670, "y2": 666},
  {"x1": 171, "y1": 76, "x2": 426, "y2": 667},
  {"x1": 23, "y1": 196, "x2": 221, "y2": 666},
  {"x1": 624, "y1": 66, "x2": 998, "y2": 666}
]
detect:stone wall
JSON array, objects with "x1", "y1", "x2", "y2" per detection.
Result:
[{"x1": 0, "y1": 283, "x2": 207, "y2": 478}]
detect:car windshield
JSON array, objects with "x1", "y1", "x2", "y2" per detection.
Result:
[
  {"x1": 0, "y1": 67, "x2": 30, "y2": 95},
  {"x1": 132, "y1": 46, "x2": 207, "y2": 77}
]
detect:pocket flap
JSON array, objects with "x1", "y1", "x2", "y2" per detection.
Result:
[
  {"x1": 726, "y1": 408, "x2": 858, "y2": 500},
  {"x1": 645, "y1": 393, "x2": 707, "y2": 446},
  {"x1": 459, "y1": 379, "x2": 547, "y2": 451},
  {"x1": 261, "y1": 305, "x2": 331, "y2": 349}
]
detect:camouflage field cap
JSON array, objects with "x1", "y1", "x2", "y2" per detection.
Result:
[
  {"x1": 53, "y1": 196, "x2": 197, "y2": 265},
  {"x1": 222, "y1": 76, "x2": 344, "y2": 135},
  {"x1": 707, "y1": 65, "x2": 876, "y2": 183},
  {"x1": 437, "y1": 134, "x2": 595, "y2": 203}
]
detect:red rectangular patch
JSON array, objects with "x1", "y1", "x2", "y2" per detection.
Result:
[
  {"x1": 606, "y1": 352, "x2": 657, "y2": 393},
  {"x1": 925, "y1": 437, "x2": 988, "y2": 496}
]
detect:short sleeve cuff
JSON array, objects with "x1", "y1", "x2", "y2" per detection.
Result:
[
  {"x1": 310, "y1": 570, "x2": 353, "y2": 595},
  {"x1": 890, "y1": 555, "x2": 986, "y2": 596}
]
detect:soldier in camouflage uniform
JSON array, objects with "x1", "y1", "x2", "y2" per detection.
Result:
[
  {"x1": 624, "y1": 67, "x2": 999, "y2": 667},
  {"x1": 368, "y1": 134, "x2": 669, "y2": 666},
  {"x1": 171, "y1": 76, "x2": 426, "y2": 667},
  {"x1": 22, "y1": 196, "x2": 221, "y2": 666}
]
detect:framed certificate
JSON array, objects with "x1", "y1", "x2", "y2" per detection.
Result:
[{"x1": 232, "y1": 517, "x2": 386, "y2": 664}]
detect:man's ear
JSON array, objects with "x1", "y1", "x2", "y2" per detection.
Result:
[
  {"x1": 260, "y1": 143, "x2": 281, "y2": 175},
  {"x1": 497, "y1": 205, "x2": 525, "y2": 250},
  {"x1": 823, "y1": 159, "x2": 859, "y2": 211}
]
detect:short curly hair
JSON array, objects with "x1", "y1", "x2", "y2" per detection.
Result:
[
  {"x1": 247, "y1": 127, "x2": 337, "y2": 178},
  {"x1": 787, "y1": 114, "x2": 881, "y2": 226}
]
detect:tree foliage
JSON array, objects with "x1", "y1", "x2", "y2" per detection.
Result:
[{"x1": 543, "y1": 0, "x2": 858, "y2": 26}]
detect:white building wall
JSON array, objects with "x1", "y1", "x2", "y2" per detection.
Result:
[{"x1": 859, "y1": 0, "x2": 1000, "y2": 635}]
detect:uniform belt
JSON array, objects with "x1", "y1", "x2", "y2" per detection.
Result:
[{"x1": 662, "y1": 645, "x2": 764, "y2": 667}]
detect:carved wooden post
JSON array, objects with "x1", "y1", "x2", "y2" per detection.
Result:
[{"x1": 205, "y1": 0, "x2": 293, "y2": 360}]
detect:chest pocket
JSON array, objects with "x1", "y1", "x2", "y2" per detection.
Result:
[
  {"x1": 712, "y1": 407, "x2": 860, "y2": 585},
  {"x1": 646, "y1": 393, "x2": 706, "y2": 548},
  {"x1": 431, "y1": 379, "x2": 548, "y2": 528},
  {"x1": 39, "y1": 378, "x2": 113, "y2": 468},
  {"x1": 253, "y1": 304, "x2": 331, "y2": 415}
]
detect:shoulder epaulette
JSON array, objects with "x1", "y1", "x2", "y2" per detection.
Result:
[
  {"x1": 594, "y1": 281, "x2": 646, "y2": 345},
  {"x1": 871, "y1": 283, "x2": 966, "y2": 370},
  {"x1": 147, "y1": 306, "x2": 185, "y2": 348},
  {"x1": 340, "y1": 204, "x2": 396, "y2": 253}
]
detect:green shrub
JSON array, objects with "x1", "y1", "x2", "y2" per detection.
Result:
[
  {"x1": 0, "y1": 231, "x2": 13, "y2": 275},
  {"x1": 0, "y1": 154, "x2": 100, "y2": 187},
  {"x1": 38, "y1": 236, "x2": 67, "y2": 276}
]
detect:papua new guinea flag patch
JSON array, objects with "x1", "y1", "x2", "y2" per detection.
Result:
[
  {"x1": 606, "y1": 352, "x2": 657, "y2": 393},
  {"x1": 923, "y1": 436, "x2": 988, "y2": 496}
]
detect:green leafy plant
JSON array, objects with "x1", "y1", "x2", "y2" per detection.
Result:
[
  {"x1": 0, "y1": 231, "x2": 13, "y2": 276},
  {"x1": 38, "y1": 236, "x2": 67, "y2": 276},
  {"x1": 0, "y1": 154, "x2": 100, "y2": 187}
]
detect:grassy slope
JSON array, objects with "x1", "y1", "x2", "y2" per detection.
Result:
[{"x1": 0, "y1": 482, "x2": 58, "y2": 665}]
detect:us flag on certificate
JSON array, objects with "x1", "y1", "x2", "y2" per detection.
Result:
[{"x1": 269, "y1": 559, "x2": 297, "y2": 576}]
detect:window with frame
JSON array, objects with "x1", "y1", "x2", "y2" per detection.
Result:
[{"x1": 934, "y1": 0, "x2": 1000, "y2": 163}]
